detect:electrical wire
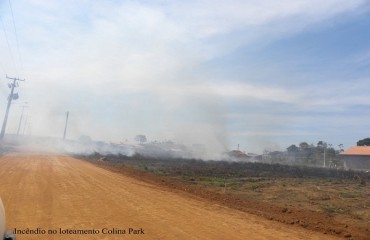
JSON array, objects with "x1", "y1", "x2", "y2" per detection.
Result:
[
  {"x1": 8, "y1": 0, "x2": 24, "y2": 78},
  {"x1": 0, "y1": 58, "x2": 7, "y2": 77},
  {"x1": 0, "y1": 15, "x2": 19, "y2": 77},
  {"x1": 0, "y1": 28, "x2": 7, "y2": 77},
  {"x1": 6, "y1": 2, "x2": 28, "y2": 105}
]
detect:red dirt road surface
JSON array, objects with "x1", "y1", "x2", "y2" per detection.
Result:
[{"x1": 0, "y1": 153, "x2": 341, "y2": 240}]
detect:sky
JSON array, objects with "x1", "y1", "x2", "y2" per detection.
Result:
[{"x1": 0, "y1": 0, "x2": 369, "y2": 154}]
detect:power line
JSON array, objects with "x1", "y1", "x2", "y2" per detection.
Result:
[
  {"x1": 0, "y1": 15, "x2": 18, "y2": 77},
  {"x1": 8, "y1": 0, "x2": 24, "y2": 78},
  {"x1": 0, "y1": 16, "x2": 8, "y2": 76},
  {"x1": 0, "y1": 59, "x2": 7, "y2": 76}
]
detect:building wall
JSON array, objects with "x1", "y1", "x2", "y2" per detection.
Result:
[{"x1": 341, "y1": 155, "x2": 370, "y2": 171}]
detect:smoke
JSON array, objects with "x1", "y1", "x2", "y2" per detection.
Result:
[
  {"x1": 2, "y1": 134, "x2": 228, "y2": 161},
  {"x1": 0, "y1": 0, "x2": 368, "y2": 158},
  {"x1": 164, "y1": 84, "x2": 229, "y2": 159}
]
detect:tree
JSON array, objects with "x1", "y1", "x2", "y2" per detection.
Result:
[
  {"x1": 338, "y1": 144, "x2": 344, "y2": 152},
  {"x1": 287, "y1": 144, "x2": 299, "y2": 153},
  {"x1": 135, "y1": 135, "x2": 147, "y2": 144},
  {"x1": 317, "y1": 141, "x2": 327, "y2": 148},
  {"x1": 299, "y1": 142, "x2": 309, "y2": 149},
  {"x1": 357, "y1": 138, "x2": 370, "y2": 146}
]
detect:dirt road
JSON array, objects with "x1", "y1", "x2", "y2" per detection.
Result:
[{"x1": 0, "y1": 153, "x2": 340, "y2": 240}]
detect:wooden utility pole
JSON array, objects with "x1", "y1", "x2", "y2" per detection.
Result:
[
  {"x1": 0, "y1": 75, "x2": 25, "y2": 139},
  {"x1": 17, "y1": 104, "x2": 28, "y2": 136},
  {"x1": 63, "y1": 111, "x2": 69, "y2": 140}
]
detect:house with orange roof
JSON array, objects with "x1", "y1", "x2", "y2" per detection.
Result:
[{"x1": 340, "y1": 146, "x2": 370, "y2": 171}]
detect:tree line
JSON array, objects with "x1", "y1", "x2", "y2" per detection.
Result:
[{"x1": 262, "y1": 141, "x2": 343, "y2": 168}]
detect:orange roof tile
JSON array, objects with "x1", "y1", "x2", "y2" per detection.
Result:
[{"x1": 340, "y1": 146, "x2": 370, "y2": 156}]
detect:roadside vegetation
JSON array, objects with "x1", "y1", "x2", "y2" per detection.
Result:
[{"x1": 77, "y1": 152, "x2": 370, "y2": 239}]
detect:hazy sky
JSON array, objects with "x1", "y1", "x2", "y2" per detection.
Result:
[{"x1": 0, "y1": 0, "x2": 369, "y2": 153}]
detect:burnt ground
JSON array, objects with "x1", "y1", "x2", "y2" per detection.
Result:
[{"x1": 78, "y1": 153, "x2": 370, "y2": 240}]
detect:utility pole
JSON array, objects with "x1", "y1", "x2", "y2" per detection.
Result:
[
  {"x1": 63, "y1": 111, "x2": 69, "y2": 140},
  {"x1": 17, "y1": 104, "x2": 28, "y2": 136},
  {"x1": 323, "y1": 146, "x2": 326, "y2": 168},
  {"x1": 22, "y1": 115, "x2": 28, "y2": 135},
  {"x1": 0, "y1": 75, "x2": 25, "y2": 140}
]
